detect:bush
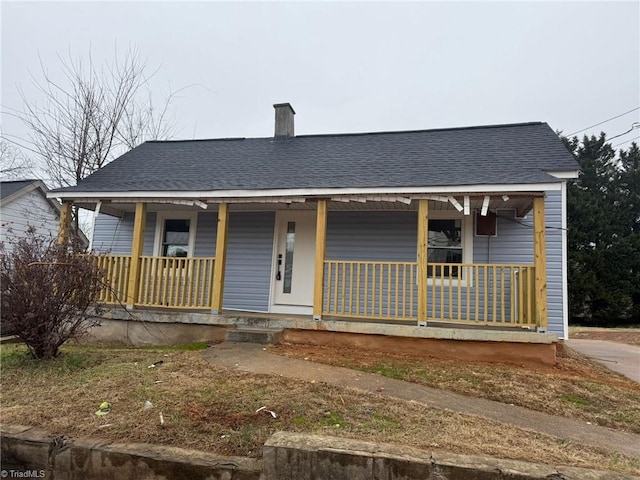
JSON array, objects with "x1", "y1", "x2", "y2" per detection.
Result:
[{"x1": 0, "y1": 228, "x2": 104, "y2": 359}]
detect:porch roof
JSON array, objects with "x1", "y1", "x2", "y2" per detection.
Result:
[{"x1": 50, "y1": 121, "x2": 577, "y2": 199}]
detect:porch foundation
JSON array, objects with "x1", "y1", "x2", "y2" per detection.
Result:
[
  {"x1": 80, "y1": 318, "x2": 227, "y2": 346},
  {"x1": 280, "y1": 330, "x2": 557, "y2": 366},
  {"x1": 83, "y1": 308, "x2": 557, "y2": 366}
]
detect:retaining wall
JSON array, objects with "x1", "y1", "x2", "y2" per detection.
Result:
[
  {"x1": 1, "y1": 425, "x2": 261, "y2": 480},
  {"x1": 2, "y1": 426, "x2": 637, "y2": 480}
]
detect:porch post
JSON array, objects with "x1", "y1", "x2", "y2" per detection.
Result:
[
  {"x1": 57, "y1": 201, "x2": 72, "y2": 244},
  {"x1": 313, "y1": 200, "x2": 327, "y2": 320},
  {"x1": 211, "y1": 203, "x2": 229, "y2": 314},
  {"x1": 126, "y1": 202, "x2": 147, "y2": 310},
  {"x1": 417, "y1": 199, "x2": 429, "y2": 325},
  {"x1": 533, "y1": 196, "x2": 548, "y2": 330}
]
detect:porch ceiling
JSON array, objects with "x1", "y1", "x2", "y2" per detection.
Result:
[{"x1": 73, "y1": 193, "x2": 537, "y2": 218}]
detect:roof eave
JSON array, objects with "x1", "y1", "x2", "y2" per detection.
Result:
[
  {"x1": 547, "y1": 170, "x2": 580, "y2": 179},
  {"x1": 47, "y1": 182, "x2": 564, "y2": 202},
  {"x1": 1, "y1": 180, "x2": 61, "y2": 213}
]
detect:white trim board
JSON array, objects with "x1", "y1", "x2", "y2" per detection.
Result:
[
  {"x1": 269, "y1": 304, "x2": 313, "y2": 315},
  {"x1": 561, "y1": 181, "x2": 569, "y2": 339},
  {"x1": 548, "y1": 171, "x2": 580, "y2": 179},
  {"x1": 48, "y1": 182, "x2": 564, "y2": 201}
]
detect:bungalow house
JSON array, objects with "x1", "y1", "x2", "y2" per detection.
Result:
[{"x1": 49, "y1": 104, "x2": 579, "y2": 355}]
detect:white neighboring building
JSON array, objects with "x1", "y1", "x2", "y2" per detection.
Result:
[{"x1": 0, "y1": 179, "x2": 62, "y2": 251}]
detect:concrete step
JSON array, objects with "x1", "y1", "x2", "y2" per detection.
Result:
[{"x1": 226, "y1": 327, "x2": 283, "y2": 345}]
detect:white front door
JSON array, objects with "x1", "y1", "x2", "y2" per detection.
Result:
[{"x1": 271, "y1": 211, "x2": 316, "y2": 313}]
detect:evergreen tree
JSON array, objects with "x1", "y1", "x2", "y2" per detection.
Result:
[{"x1": 566, "y1": 134, "x2": 640, "y2": 326}]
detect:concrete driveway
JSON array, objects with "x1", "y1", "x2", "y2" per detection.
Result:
[{"x1": 566, "y1": 339, "x2": 640, "y2": 383}]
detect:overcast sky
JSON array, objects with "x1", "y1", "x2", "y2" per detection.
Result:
[{"x1": 1, "y1": 1, "x2": 639, "y2": 181}]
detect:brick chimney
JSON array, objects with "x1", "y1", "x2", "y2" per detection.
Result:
[{"x1": 273, "y1": 103, "x2": 295, "y2": 138}]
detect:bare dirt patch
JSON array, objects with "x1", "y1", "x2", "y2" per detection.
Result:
[
  {"x1": 1, "y1": 343, "x2": 639, "y2": 475},
  {"x1": 569, "y1": 327, "x2": 640, "y2": 346}
]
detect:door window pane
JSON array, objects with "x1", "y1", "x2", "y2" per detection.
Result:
[{"x1": 283, "y1": 222, "x2": 295, "y2": 293}]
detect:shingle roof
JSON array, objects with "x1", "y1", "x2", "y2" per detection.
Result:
[
  {"x1": 1, "y1": 179, "x2": 41, "y2": 200},
  {"x1": 52, "y1": 122, "x2": 578, "y2": 194}
]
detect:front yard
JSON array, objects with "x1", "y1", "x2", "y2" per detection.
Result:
[{"x1": 0, "y1": 341, "x2": 639, "y2": 475}]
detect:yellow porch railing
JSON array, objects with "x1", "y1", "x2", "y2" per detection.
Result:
[
  {"x1": 90, "y1": 254, "x2": 535, "y2": 326},
  {"x1": 136, "y1": 256, "x2": 216, "y2": 309},
  {"x1": 323, "y1": 261, "x2": 418, "y2": 321},
  {"x1": 426, "y1": 263, "x2": 536, "y2": 327},
  {"x1": 90, "y1": 254, "x2": 132, "y2": 304},
  {"x1": 323, "y1": 261, "x2": 537, "y2": 327},
  {"x1": 89, "y1": 254, "x2": 216, "y2": 309}
]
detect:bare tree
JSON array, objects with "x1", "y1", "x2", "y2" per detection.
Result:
[
  {"x1": 12, "y1": 47, "x2": 176, "y2": 188},
  {"x1": 0, "y1": 139, "x2": 33, "y2": 180}
]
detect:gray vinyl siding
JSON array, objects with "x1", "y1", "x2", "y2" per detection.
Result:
[
  {"x1": 544, "y1": 190, "x2": 563, "y2": 337},
  {"x1": 222, "y1": 212, "x2": 275, "y2": 312},
  {"x1": 91, "y1": 214, "x2": 125, "y2": 253},
  {"x1": 194, "y1": 212, "x2": 217, "y2": 257},
  {"x1": 0, "y1": 190, "x2": 59, "y2": 252},
  {"x1": 144, "y1": 214, "x2": 156, "y2": 254},
  {"x1": 92, "y1": 212, "x2": 155, "y2": 255},
  {"x1": 473, "y1": 211, "x2": 533, "y2": 264},
  {"x1": 326, "y1": 211, "x2": 417, "y2": 262}
]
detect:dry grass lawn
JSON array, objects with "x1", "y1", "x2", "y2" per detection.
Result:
[
  {"x1": 270, "y1": 342, "x2": 640, "y2": 435},
  {"x1": 0, "y1": 343, "x2": 639, "y2": 476}
]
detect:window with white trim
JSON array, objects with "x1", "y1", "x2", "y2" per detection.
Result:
[
  {"x1": 424, "y1": 212, "x2": 472, "y2": 279},
  {"x1": 162, "y1": 219, "x2": 190, "y2": 257},
  {"x1": 428, "y1": 219, "x2": 462, "y2": 277},
  {"x1": 153, "y1": 212, "x2": 198, "y2": 257}
]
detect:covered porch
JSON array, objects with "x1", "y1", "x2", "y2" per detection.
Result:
[{"x1": 59, "y1": 192, "x2": 549, "y2": 332}]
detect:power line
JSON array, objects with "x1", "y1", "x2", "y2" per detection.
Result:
[
  {"x1": 496, "y1": 213, "x2": 567, "y2": 231},
  {"x1": 607, "y1": 123, "x2": 640, "y2": 142},
  {"x1": 567, "y1": 107, "x2": 640, "y2": 137},
  {"x1": 613, "y1": 135, "x2": 640, "y2": 148}
]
